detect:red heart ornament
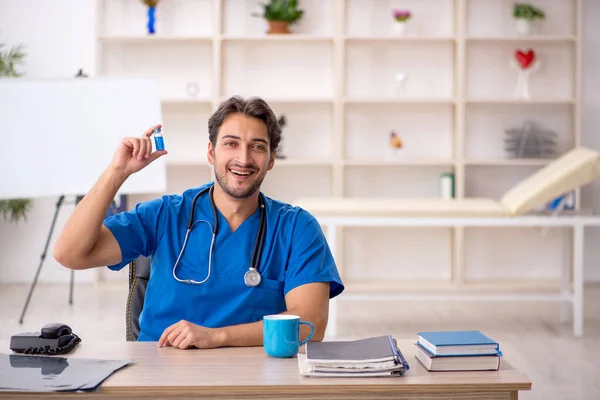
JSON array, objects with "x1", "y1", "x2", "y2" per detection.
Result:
[{"x1": 515, "y1": 49, "x2": 535, "y2": 69}]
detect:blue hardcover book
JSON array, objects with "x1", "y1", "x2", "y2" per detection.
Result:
[{"x1": 417, "y1": 330, "x2": 500, "y2": 356}]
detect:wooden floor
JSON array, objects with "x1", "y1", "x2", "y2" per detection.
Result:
[{"x1": 1, "y1": 282, "x2": 599, "y2": 399}]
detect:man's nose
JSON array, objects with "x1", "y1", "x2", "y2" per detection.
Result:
[{"x1": 236, "y1": 146, "x2": 252, "y2": 165}]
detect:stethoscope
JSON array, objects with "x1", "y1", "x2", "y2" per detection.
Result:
[{"x1": 172, "y1": 184, "x2": 266, "y2": 287}]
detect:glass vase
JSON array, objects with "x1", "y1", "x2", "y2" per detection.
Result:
[{"x1": 147, "y1": 6, "x2": 156, "y2": 35}]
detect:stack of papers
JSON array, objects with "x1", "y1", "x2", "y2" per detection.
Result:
[{"x1": 298, "y1": 335, "x2": 410, "y2": 377}]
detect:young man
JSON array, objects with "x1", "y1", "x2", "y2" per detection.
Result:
[{"x1": 53, "y1": 96, "x2": 344, "y2": 349}]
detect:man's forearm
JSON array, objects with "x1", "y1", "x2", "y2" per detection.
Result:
[
  {"x1": 218, "y1": 320, "x2": 263, "y2": 347},
  {"x1": 217, "y1": 309, "x2": 327, "y2": 347},
  {"x1": 54, "y1": 167, "x2": 127, "y2": 263}
]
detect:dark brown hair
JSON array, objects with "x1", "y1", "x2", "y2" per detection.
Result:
[{"x1": 208, "y1": 96, "x2": 281, "y2": 153}]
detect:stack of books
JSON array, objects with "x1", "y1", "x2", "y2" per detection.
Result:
[
  {"x1": 298, "y1": 335, "x2": 410, "y2": 377},
  {"x1": 415, "y1": 330, "x2": 502, "y2": 372}
]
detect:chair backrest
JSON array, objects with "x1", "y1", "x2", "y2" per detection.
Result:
[{"x1": 126, "y1": 256, "x2": 150, "y2": 341}]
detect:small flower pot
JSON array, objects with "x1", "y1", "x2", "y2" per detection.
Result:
[
  {"x1": 268, "y1": 21, "x2": 290, "y2": 34},
  {"x1": 393, "y1": 22, "x2": 407, "y2": 35},
  {"x1": 515, "y1": 18, "x2": 533, "y2": 35}
]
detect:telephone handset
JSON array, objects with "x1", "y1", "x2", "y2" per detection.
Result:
[{"x1": 10, "y1": 322, "x2": 81, "y2": 355}]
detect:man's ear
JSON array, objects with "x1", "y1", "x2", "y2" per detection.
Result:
[
  {"x1": 207, "y1": 141, "x2": 215, "y2": 165},
  {"x1": 268, "y1": 152, "x2": 276, "y2": 170}
]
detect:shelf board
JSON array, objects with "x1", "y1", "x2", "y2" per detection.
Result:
[
  {"x1": 465, "y1": 158, "x2": 553, "y2": 166},
  {"x1": 166, "y1": 159, "x2": 331, "y2": 167},
  {"x1": 221, "y1": 34, "x2": 333, "y2": 42},
  {"x1": 166, "y1": 160, "x2": 210, "y2": 167},
  {"x1": 466, "y1": 98, "x2": 575, "y2": 105},
  {"x1": 274, "y1": 158, "x2": 332, "y2": 166},
  {"x1": 345, "y1": 35, "x2": 455, "y2": 43},
  {"x1": 161, "y1": 98, "x2": 212, "y2": 106},
  {"x1": 220, "y1": 96, "x2": 332, "y2": 104},
  {"x1": 343, "y1": 280, "x2": 561, "y2": 295},
  {"x1": 344, "y1": 98, "x2": 454, "y2": 105},
  {"x1": 344, "y1": 158, "x2": 454, "y2": 167},
  {"x1": 98, "y1": 36, "x2": 212, "y2": 44},
  {"x1": 467, "y1": 35, "x2": 576, "y2": 43}
]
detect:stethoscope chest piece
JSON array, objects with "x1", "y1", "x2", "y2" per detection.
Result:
[{"x1": 244, "y1": 268, "x2": 261, "y2": 287}]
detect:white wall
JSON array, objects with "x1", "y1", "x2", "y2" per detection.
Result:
[{"x1": 0, "y1": 0, "x2": 599, "y2": 284}]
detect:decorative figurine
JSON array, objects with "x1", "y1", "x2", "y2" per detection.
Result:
[
  {"x1": 74, "y1": 69, "x2": 88, "y2": 78},
  {"x1": 388, "y1": 130, "x2": 403, "y2": 160},
  {"x1": 186, "y1": 82, "x2": 200, "y2": 98},
  {"x1": 394, "y1": 71, "x2": 408, "y2": 97},
  {"x1": 504, "y1": 120, "x2": 557, "y2": 159},
  {"x1": 275, "y1": 114, "x2": 287, "y2": 159},
  {"x1": 510, "y1": 48, "x2": 541, "y2": 100}
]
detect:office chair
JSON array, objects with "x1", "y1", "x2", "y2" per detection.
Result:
[{"x1": 126, "y1": 256, "x2": 150, "y2": 341}]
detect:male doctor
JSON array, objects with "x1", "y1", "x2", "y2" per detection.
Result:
[{"x1": 54, "y1": 96, "x2": 344, "y2": 349}]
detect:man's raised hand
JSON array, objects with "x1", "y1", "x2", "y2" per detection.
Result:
[{"x1": 110, "y1": 124, "x2": 167, "y2": 177}]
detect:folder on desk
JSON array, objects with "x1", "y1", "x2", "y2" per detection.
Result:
[
  {"x1": 298, "y1": 335, "x2": 410, "y2": 377},
  {"x1": 0, "y1": 353, "x2": 132, "y2": 392}
]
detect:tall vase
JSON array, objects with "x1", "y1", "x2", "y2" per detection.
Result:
[{"x1": 147, "y1": 6, "x2": 156, "y2": 35}]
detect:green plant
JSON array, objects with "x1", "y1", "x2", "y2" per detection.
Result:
[
  {"x1": 0, "y1": 43, "x2": 26, "y2": 77},
  {"x1": 253, "y1": 0, "x2": 304, "y2": 24},
  {"x1": 0, "y1": 43, "x2": 31, "y2": 222},
  {"x1": 0, "y1": 199, "x2": 32, "y2": 222},
  {"x1": 513, "y1": 3, "x2": 545, "y2": 20}
]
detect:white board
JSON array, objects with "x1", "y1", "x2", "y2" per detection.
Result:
[{"x1": 0, "y1": 78, "x2": 166, "y2": 199}]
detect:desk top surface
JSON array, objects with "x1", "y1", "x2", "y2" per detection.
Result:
[{"x1": 0, "y1": 339, "x2": 531, "y2": 397}]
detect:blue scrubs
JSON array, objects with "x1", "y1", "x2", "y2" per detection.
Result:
[{"x1": 103, "y1": 182, "x2": 344, "y2": 341}]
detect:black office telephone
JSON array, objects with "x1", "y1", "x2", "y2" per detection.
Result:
[{"x1": 10, "y1": 323, "x2": 81, "y2": 355}]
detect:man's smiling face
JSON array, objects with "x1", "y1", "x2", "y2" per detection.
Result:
[{"x1": 208, "y1": 113, "x2": 275, "y2": 199}]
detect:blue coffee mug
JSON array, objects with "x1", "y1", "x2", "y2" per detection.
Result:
[{"x1": 263, "y1": 315, "x2": 315, "y2": 358}]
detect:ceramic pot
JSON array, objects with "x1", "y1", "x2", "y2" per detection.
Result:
[
  {"x1": 268, "y1": 21, "x2": 290, "y2": 34},
  {"x1": 393, "y1": 22, "x2": 407, "y2": 35},
  {"x1": 515, "y1": 18, "x2": 532, "y2": 35}
]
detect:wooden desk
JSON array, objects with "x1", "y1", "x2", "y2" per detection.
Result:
[{"x1": 0, "y1": 340, "x2": 531, "y2": 399}]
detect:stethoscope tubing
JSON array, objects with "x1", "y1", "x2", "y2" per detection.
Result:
[{"x1": 172, "y1": 184, "x2": 266, "y2": 286}]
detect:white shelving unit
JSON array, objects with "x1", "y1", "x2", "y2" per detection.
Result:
[{"x1": 95, "y1": 0, "x2": 582, "y2": 293}]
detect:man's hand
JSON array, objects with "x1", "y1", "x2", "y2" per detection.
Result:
[
  {"x1": 157, "y1": 320, "x2": 225, "y2": 350},
  {"x1": 110, "y1": 124, "x2": 167, "y2": 178}
]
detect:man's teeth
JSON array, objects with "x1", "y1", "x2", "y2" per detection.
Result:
[{"x1": 231, "y1": 169, "x2": 252, "y2": 176}]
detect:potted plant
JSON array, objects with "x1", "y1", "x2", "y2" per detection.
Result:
[
  {"x1": 513, "y1": 3, "x2": 545, "y2": 35},
  {"x1": 253, "y1": 0, "x2": 304, "y2": 34},
  {"x1": 391, "y1": 9, "x2": 411, "y2": 35},
  {"x1": 0, "y1": 43, "x2": 32, "y2": 222}
]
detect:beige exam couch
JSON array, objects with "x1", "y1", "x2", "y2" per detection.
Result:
[{"x1": 295, "y1": 147, "x2": 600, "y2": 218}]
